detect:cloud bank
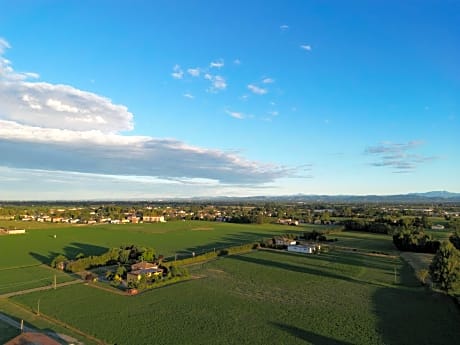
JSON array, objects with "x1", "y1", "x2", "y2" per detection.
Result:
[{"x1": 0, "y1": 37, "x2": 292, "y2": 191}]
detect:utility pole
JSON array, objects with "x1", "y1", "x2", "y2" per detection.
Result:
[
  {"x1": 20, "y1": 319, "x2": 24, "y2": 333},
  {"x1": 37, "y1": 299, "x2": 40, "y2": 316},
  {"x1": 54, "y1": 275, "x2": 56, "y2": 290},
  {"x1": 395, "y1": 266, "x2": 396, "y2": 284}
]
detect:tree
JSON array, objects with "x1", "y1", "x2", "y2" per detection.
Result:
[
  {"x1": 416, "y1": 269, "x2": 429, "y2": 285},
  {"x1": 51, "y1": 254, "x2": 68, "y2": 269},
  {"x1": 116, "y1": 265, "x2": 126, "y2": 278},
  {"x1": 429, "y1": 241, "x2": 460, "y2": 292},
  {"x1": 450, "y1": 231, "x2": 460, "y2": 250},
  {"x1": 140, "y1": 247, "x2": 155, "y2": 262}
]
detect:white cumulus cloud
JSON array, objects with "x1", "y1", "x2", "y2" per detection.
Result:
[
  {"x1": 0, "y1": 38, "x2": 295, "y2": 187},
  {"x1": 187, "y1": 68, "x2": 200, "y2": 77},
  {"x1": 171, "y1": 64, "x2": 184, "y2": 79},
  {"x1": 0, "y1": 41, "x2": 133, "y2": 132},
  {"x1": 210, "y1": 59, "x2": 224, "y2": 69},
  {"x1": 226, "y1": 110, "x2": 245, "y2": 120},
  {"x1": 248, "y1": 84, "x2": 267, "y2": 95},
  {"x1": 300, "y1": 44, "x2": 312, "y2": 51}
]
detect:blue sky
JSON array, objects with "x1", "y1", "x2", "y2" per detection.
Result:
[{"x1": 0, "y1": 0, "x2": 458, "y2": 200}]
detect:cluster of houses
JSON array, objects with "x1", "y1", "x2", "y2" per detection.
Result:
[
  {"x1": 18, "y1": 214, "x2": 166, "y2": 225},
  {"x1": 277, "y1": 218, "x2": 299, "y2": 226},
  {"x1": 0, "y1": 228, "x2": 25, "y2": 235}
]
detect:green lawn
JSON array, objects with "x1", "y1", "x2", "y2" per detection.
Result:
[{"x1": 12, "y1": 248, "x2": 460, "y2": 345}]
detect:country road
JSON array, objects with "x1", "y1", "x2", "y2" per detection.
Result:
[
  {"x1": 0, "y1": 312, "x2": 84, "y2": 344},
  {"x1": 0, "y1": 279, "x2": 83, "y2": 298},
  {"x1": 0, "y1": 311, "x2": 36, "y2": 332}
]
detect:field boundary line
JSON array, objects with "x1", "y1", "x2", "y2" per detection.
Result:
[
  {"x1": 84, "y1": 282, "x2": 126, "y2": 295},
  {"x1": 0, "y1": 264, "x2": 42, "y2": 272},
  {"x1": 0, "y1": 279, "x2": 83, "y2": 298},
  {"x1": 6, "y1": 299, "x2": 108, "y2": 345}
]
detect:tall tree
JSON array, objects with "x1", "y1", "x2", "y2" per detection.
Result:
[{"x1": 429, "y1": 241, "x2": 460, "y2": 292}]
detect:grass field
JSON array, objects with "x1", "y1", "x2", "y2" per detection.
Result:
[
  {"x1": 330, "y1": 231, "x2": 396, "y2": 253},
  {"x1": 0, "y1": 266, "x2": 75, "y2": 295},
  {"x1": 12, "y1": 248, "x2": 460, "y2": 345},
  {"x1": 2, "y1": 221, "x2": 460, "y2": 344},
  {"x1": 0, "y1": 221, "x2": 304, "y2": 269}
]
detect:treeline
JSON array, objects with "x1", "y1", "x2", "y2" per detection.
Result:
[
  {"x1": 302, "y1": 230, "x2": 337, "y2": 242},
  {"x1": 343, "y1": 218, "x2": 443, "y2": 253},
  {"x1": 392, "y1": 230, "x2": 440, "y2": 253},
  {"x1": 343, "y1": 216, "x2": 436, "y2": 235},
  {"x1": 53, "y1": 245, "x2": 156, "y2": 273},
  {"x1": 343, "y1": 219, "x2": 394, "y2": 234},
  {"x1": 450, "y1": 231, "x2": 460, "y2": 250},
  {"x1": 172, "y1": 243, "x2": 257, "y2": 266}
]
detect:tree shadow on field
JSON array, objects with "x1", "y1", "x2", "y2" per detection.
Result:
[
  {"x1": 373, "y1": 260, "x2": 460, "y2": 345},
  {"x1": 271, "y1": 322, "x2": 354, "y2": 345},
  {"x1": 180, "y1": 231, "x2": 277, "y2": 257},
  {"x1": 29, "y1": 242, "x2": 108, "y2": 264},
  {"x1": 267, "y1": 248, "x2": 397, "y2": 272},
  {"x1": 227, "y1": 254, "x2": 367, "y2": 285}
]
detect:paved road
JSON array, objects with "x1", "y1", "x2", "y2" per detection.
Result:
[{"x1": 0, "y1": 279, "x2": 83, "y2": 298}]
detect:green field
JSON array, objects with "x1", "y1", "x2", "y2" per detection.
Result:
[
  {"x1": 0, "y1": 266, "x2": 75, "y2": 295},
  {"x1": 12, "y1": 248, "x2": 460, "y2": 345},
  {"x1": 0, "y1": 221, "x2": 302, "y2": 269},
  {"x1": 2, "y1": 221, "x2": 460, "y2": 344},
  {"x1": 330, "y1": 231, "x2": 396, "y2": 253}
]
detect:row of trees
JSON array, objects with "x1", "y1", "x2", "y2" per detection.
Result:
[
  {"x1": 52, "y1": 245, "x2": 156, "y2": 273},
  {"x1": 392, "y1": 230, "x2": 440, "y2": 253}
]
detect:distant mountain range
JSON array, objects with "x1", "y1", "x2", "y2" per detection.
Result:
[
  {"x1": 181, "y1": 191, "x2": 460, "y2": 203},
  {"x1": 2, "y1": 191, "x2": 460, "y2": 204}
]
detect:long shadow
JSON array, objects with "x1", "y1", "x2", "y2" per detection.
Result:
[
  {"x1": 267, "y1": 248, "x2": 396, "y2": 272},
  {"x1": 271, "y1": 322, "x2": 354, "y2": 345},
  {"x1": 372, "y1": 260, "x2": 460, "y2": 345},
  {"x1": 29, "y1": 251, "x2": 53, "y2": 265},
  {"x1": 181, "y1": 231, "x2": 280, "y2": 256},
  {"x1": 227, "y1": 253, "x2": 367, "y2": 285},
  {"x1": 29, "y1": 242, "x2": 108, "y2": 264},
  {"x1": 0, "y1": 312, "x2": 71, "y2": 344}
]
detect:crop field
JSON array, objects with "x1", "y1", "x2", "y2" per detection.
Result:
[
  {"x1": 0, "y1": 221, "x2": 303, "y2": 269},
  {"x1": 329, "y1": 231, "x2": 396, "y2": 253},
  {"x1": 13, "y1": 247, "x2": 460, "y2": 345},
  {"x1": 0, "y1": 265, "x2": 75, "y2": 295}
]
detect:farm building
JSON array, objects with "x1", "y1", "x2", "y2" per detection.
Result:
[
  {"x1": 131, "y1": 261, "x2": 158, "y2": 271},
  {"x1": 4, "y1": 332, "x2": 61, "y2": 345},
  {"x1": 127, "y1": 268, "x2": 164, "y2": 284},
  {"x1": 143, "y1": 216, "x2": 166, "y2": 223},
  {"x1": 274, "y1": 237, "x2": 297, "y2": 246},
  {"x1": 287, "y1": 244, "x2": 319, "y2": 254},
  {"x1": 431, "y1": 224, "x2": 445, "y2": 230},
  {"x1": 6, "y1": 229, "x2": 26, "y2": 235}
]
